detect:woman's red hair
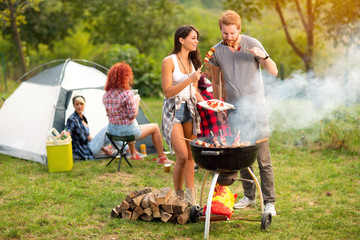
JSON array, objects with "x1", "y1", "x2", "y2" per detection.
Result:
[{"x1": 105, "y1": 62, "x2": 133, "y2": 91}]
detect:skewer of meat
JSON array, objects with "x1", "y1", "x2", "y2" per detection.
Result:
[
  {"x1": 237, "y1": 46, "x2": 252, "y2": 52},
  {"x1": 210, "y1": 131, "x2": 221, "y2": 148},
  {"x1": 232, "y1": 130, "x2": 241, "y2": 146},
  {"x1": 219, "y1": 130, "x2": 226, "y2": 146},
  {"x1": 201, "y1": 47, "x2": 215, "y2": 69}
]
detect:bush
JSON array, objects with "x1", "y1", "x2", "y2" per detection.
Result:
[
  {"x1": 316, "y1": 108, "x2": 360, "y2": 152},
  {"x1": 104, "y1": 44, "x2": 162, "y2": 97}
]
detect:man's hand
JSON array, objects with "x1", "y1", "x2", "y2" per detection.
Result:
[
  {"x1": 248, "y1": 47, "x2": 267, "y2": 59},
  {"x1": 218, "y1": 111, "x2": 227, "y2": 124}
]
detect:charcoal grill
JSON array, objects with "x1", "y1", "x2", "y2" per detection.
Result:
[{"x1": 189, "y1": 136, "x2": 271, "y2": 239}]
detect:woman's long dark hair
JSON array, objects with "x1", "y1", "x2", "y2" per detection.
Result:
[{"x1": 170, "y1": 25, "x2": 201, "y2": 70}]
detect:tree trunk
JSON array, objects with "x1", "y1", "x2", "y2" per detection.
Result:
[
  {"x1": 275, "y1": 1, "x2": 314, "y2": 73},
  {"x1": 8, "y1": 0, "x2": 27, "y2": 74}
]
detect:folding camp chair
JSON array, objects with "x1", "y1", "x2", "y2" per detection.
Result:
[{"x1": 105, "y1": 132, "x2": 135, "y2": 171}]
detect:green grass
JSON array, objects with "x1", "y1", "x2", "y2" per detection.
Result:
[{"x1": 0, "y1": 99, "x2": 359, "y2": 239}]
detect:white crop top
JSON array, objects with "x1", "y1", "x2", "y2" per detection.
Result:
[{"x1": 170, "y1": 54, "x2": 195, "y2": 99}]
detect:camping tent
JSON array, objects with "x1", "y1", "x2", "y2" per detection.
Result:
[{"x1": 0, "y1": 59, "x2": 156, "y2": 165}]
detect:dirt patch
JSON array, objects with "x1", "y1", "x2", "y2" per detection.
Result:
[{"x1": 97, "y1": 172, "x2": 133, "y2": 185}]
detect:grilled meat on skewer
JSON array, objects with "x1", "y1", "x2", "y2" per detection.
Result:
[{"x1": 219, "y1": 130, "x2": 226, "y2": 146}]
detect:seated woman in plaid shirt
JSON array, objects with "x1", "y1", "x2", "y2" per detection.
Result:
[
  {"x1": 62, "y1": 95, "x2": 127, "y2": 160},
  {"x1": 103, "y1": 62, "x2": 173, "y2": 164},
  {"x1": 196, "y1": 75, "x2": 230, "y2": 138}
]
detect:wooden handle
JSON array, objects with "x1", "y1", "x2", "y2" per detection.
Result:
[
  {"x1": 200, "y1": 215, "x2": 228, "y2": 222},
  {"x1": 255, "y1": 138, "x2": 269, "y2": 144},
  {"x1": 179, "y1": 136, "x2": 192, "y2": 142}
]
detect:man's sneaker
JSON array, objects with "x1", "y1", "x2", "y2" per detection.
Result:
[
  {"x1": 233, "y1": 197, "x2": 255, "y2": 209},
  {"x1": 264, "y1": 203, "x2": 277, "y2": 216}
]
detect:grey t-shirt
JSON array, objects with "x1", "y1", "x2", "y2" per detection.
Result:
[
  {"x1": 209, "y1": 35, "x2": 270, "y2": 139},
  {"x1": 209, "y1": 35, "x2": 267, "y2": 108}
]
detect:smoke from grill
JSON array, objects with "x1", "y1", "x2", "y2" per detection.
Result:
[{"x1": 262, "y1": 47, "x2": 360, "y2": 133}]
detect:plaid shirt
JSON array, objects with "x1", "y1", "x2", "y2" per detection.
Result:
[
  {"x1": 161, "y1": 96, "x2": 201, "y2": 152},
  {"x1": 103, "y1": 89, "x2": 137, "y2": 125},
  {"x1": 66, "y1": 112, "x2": 93, "y2": 159},
  {"x1": 197, "y1": 90, "x2": 231, "y2": 138}
]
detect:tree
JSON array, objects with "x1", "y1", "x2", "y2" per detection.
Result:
[
  {"x1": 0, "y1": 0, "x2": 42, "y2": 74},
  {"x1": 83, "y1": 0, "x2": 182, "y2": 55},
  {"x1": 20, "y1": 0, "x2": 80, "y2": 50},
  {"x1": 224, "y1": 0, "x2": 360, "y2": 72}
]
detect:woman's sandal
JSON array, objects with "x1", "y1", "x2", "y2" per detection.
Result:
[
  {"x1": 155, "y1": 155, "x2": 174, "y2": 165},
  {"x1": 130, "y1": 152, "x2": 144, "y2": 160}
]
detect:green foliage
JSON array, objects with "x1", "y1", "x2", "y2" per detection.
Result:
[
  {"x1": 322, "y1": 0, "x2": 360, "y2": 47},
  {"x1": 224, "y1": 0, "x2": 360, "y2": 72},
  {"x1": 104, "y1": 44, "x2": 162, "y2": 97},
  {"x1": 84, "y1": 0, "x2": 182, "y2": 55},
  {"x1": 27, "y1": 25, "x2": 105, "y2": 67},
  {"x1": 0, "y1": 0, "x2": 358, "y2": 82},
  {"x1": 223, "y1": 0, "x2": 265, "y2": 21},
  {"x1": 317, "y1": 109, "x2": 360, "y2": 153},
  {"x1": 241, "y1": 10, "x2": 304, "y2": 77},
  {"x1": 20, "y1": 0, "x2": 76, "y2": 49}
]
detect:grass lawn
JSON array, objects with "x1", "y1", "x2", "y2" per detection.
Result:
[{"x1": 0, "y1": 98, "x2": 359, "y2": 239}]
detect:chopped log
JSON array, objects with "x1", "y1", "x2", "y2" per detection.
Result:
[
  {"x1": 161, "y1": 194, "x2": 179, "y2": 214},
  {"x1": 131, "y1": 209, "x2": 141, "y2": 221},
  {"x1": 152, "y1": 189, "x2": 160, "y2": 200},
  {"x1": 169, "y1": 214, "x2": 180, "y2": 223},
  {"x1": 140, "y1": 214, "x2": 153, "y2": 222},
  {"x1": 111, "y1": 207, "x2": 120, "y2": 218},
  {"x1": 150, "y1": 203, "x2": 161, "y2": 218},
  {"x1": 148, "y1": 192, "x2": 158, "y2": 206},
  {"x1": 177, "y1": 206, "x2": 191, "y2": 224},
  {"x1": 115, "y1": 204, "x2": 122, "y2": 213},
  {"x1": 156, "y1": 187, "x2": 172, "y2": 205},
  {"x1": 134, "y1": 206, "x2": 144, "y2": 216},
  {"x1": 129, "y1": 201, "x2": 137, "y2": 210},
  {"x1": 133, "y1": 194, "x2": 147, "y2": 206},
  {"x1": 119, "y1": 200, "x2": 130, "y2": 210},
  {"x1": 143, "y1": 207, "x2": 152, "y2": 216},
  {"x1": 122, "y1": 210, "x2": 132, "y2": 220},
  {"x1": 141, "y1": 194, "x2": 150, "y2": 208},
  {"x1": 129, "y1": 187, "x2": 152, "y2": 199},
  {"x1": 161, "y1": 211, "x2": 173, "y2": 223},
  {"x1": 149, "y1": 192, "x2": 160, "y2": 217},
  {"x1": 126, "y1": 195, "x2": 132, "y2": 203},
  {"x1": 173, "y1": 200, "x2": 189, "y2": 215}
]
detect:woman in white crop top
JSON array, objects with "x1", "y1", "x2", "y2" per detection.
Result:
[{"x1": 161, "y1": 25, "x2": 204, "y2": 205}]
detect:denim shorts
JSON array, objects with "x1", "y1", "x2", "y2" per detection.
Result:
[
  {"x1": 108, "y1": 122, "x2": 142, "y2": 140},
  {"x1": 174, "y1": 102, "x2": 193, "y2": 124}
]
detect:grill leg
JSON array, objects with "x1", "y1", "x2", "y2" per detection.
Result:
[
  {"x1": 199, "y1": 170, "x2": 210, "y2": 208},
  {"x1": 204, "y1": 172, "x2": 219, "y2": 240},
  {"x1": 247, "y1": 167, "x2": 264, "y2": 214}
]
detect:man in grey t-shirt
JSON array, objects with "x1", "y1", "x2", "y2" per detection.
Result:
[{"x1": 209, "y1": 10, "x2": 278, "y2": 216}]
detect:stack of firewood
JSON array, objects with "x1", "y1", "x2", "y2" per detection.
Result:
[{"x1": 111, "y1": 187, "x2": 191, "y2": 224}]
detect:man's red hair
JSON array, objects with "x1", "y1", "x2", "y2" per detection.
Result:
[
  {"x1": 105, "y1": 62, "x2": 133, "y2": 91},
  {"x1": 219, "y1": 10, "x2": 241, "y2": 30}
]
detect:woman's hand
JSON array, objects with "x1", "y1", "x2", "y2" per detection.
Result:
[
  {"x1": 188, "y1": 69, "x2": 201, "y2": 84},
  {"x1": 61, "y1": 130, "x2": 70, "y2": 138}
]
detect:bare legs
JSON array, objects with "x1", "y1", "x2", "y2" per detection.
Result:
[
  {"x1": 138, "y1": 123, "x2": 166, "y2": 157},
  {"x1": 128, "y1": 142, "x2": 136, "y2": 155},
  {"x1": 171, "y1": 121, "x2": 195, "y2": 190}
]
